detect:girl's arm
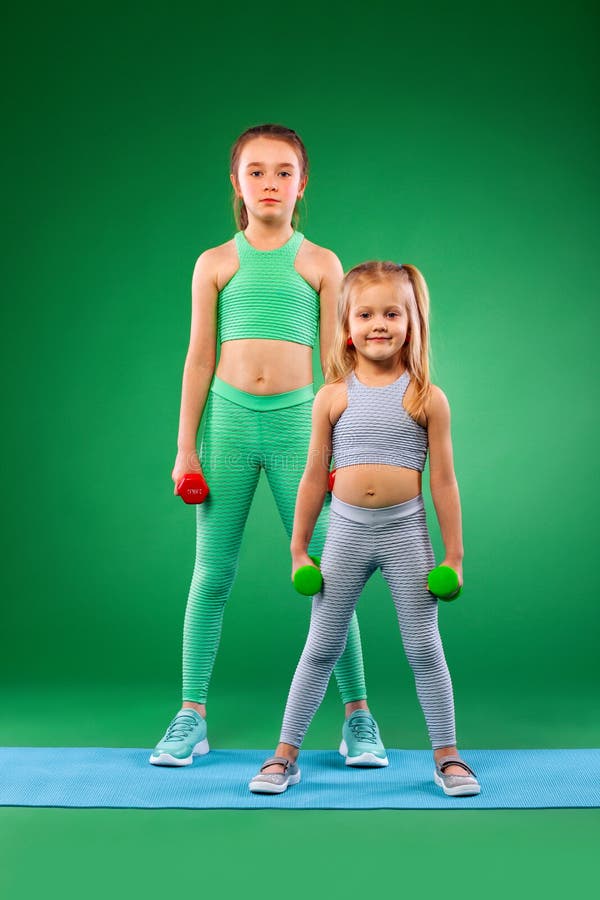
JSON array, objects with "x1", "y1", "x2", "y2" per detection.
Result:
[
  {"x1": 317, "y1": 251, "x2": 344, "y2": 376},
  {"x1": 290, "y1": 385, "x2": 334, "y2": 573},
  {"x1": 172, "y1": 251, "x2": 218, "y2": 483},
  {"x1": 426, "y1": 386, "x2": 464, "y2": 582}
]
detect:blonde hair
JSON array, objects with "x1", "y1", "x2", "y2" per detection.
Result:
[
  {"x1": 229, "y1": 124, "x2": 309, "y2": 230},
  {"x1": 325, "y1": 261, "x2": 432, "y2": 421}
]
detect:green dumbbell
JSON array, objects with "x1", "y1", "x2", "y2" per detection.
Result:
[
  {"x1": 427, "y1": 565, "x2": 462, "y2": 601},
  {"x1": 293, "y1": 556, "x2": 323, "y2": 596}
]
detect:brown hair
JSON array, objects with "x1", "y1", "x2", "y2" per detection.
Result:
[
  {"x1": 229, "y1": 124, "x2": 309, "y2": 230},
  {"x1": 326, "y1": 261, "x2": 432, "y2": 421}
]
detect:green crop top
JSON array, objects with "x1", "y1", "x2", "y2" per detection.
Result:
[{"x1": 217, "y1": 230, "x2": 320, "y2": 347}]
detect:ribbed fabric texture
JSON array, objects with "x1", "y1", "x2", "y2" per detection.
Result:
[
  {"x1": 332, "y1": 370, "x2": 428, "y2": 471},
  {"x1": 211, "y1": 374, "x2": 314, "y2": 410},
  {"x1": 4, "y1": 747, "x2": 600, "y2": 809},
  {"x1": 182, "y1": 387, "x2": 367, "y2": 705},
  {"x1": 217, "y1": 231, "x2": 320, "y2": 347},
  {"x1": 280, "y1": 497, "x2": 456, "y2": 750}
]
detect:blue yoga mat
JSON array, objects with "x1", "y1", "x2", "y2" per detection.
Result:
[{"x1": 1, "y1": 747, "x2": 598, "y2": 809}]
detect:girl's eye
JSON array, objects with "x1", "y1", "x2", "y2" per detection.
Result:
[
  {"x1": 359, "y1": 313, "x2": 370, "y2": 319},
  {"x1": 249, "y1": 171, "x2": 291, "y2": 177},
  {"x1": 387, "y1": 312, "x2": 397, "y2": 318}
]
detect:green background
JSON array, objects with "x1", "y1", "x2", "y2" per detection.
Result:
[{"x1": 2, "y1": 1, "x2": 598, "y2": 897}]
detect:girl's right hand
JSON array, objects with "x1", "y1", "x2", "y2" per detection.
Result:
[
  {"x1": 291, "y1": 550, "x2": 319, "y2": 582},
  {"x1": 172, "y1": 448, "x2": 203, "y2": 495}
]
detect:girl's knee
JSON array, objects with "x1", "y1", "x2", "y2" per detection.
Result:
[
  {"x1": 403, "y1": 631, "x2": 444, "y2": 669},
  {"x1": 189, "y1": 560, "x2": 238, "y2": 599},
  {"x1": 304, "y1": 636, "x2": 345, "y2": 669}
]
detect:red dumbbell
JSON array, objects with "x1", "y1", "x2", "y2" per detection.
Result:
[
  {"x1": 175, "y1": 472, "x2": 210, "y2": 504},
  {"x1": 328, "y1": 468, "x2": 336, "y2": 493}
]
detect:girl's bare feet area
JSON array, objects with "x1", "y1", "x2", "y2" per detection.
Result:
[{"x1": 434, "y1": 746, "x2": 470, "y2": 775}]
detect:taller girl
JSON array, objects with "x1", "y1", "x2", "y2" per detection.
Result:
[{"x1": 150, "y1": 125, "x2": 385, "y2": 766}]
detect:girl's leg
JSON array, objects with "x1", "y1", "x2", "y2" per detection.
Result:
[
  {"x1": 378, "y1": 506, "x2": 457, "y2": 751},
  {"x1": 276, "y1": 511, "x2": 374, "y2": 751},
  {"x1": 261, "y1": 400, "x2": 367, "y2": 705},
  {"x1": 182, "y1": 390, "x2": 261, "y2": 704}
]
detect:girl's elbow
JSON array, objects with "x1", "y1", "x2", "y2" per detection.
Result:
[
  {"x1": 185, "y1": 353, "x2": 216, "y2": 373},
  {"x1": 303, "y1": 468, "x2": 329, "y2": 494},
  {"x1": 430, "y1": 474, "x2": 459, "y2": 494}
]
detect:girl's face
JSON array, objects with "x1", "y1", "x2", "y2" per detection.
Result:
[
  {"x1": 231, "y1": 137, "x2": 306, "y2": 226},
  {"x1": 347, "y1": 280, "x2": 410, "y2": 364}
]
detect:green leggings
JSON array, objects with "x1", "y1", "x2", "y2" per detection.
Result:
[{"x1": 182, "y1": 375, "x2": 367, "y2": 705}]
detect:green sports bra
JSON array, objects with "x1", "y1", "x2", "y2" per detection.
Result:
[{"x1": 217, "y1": 230, "x2": 320, "y2": 347}]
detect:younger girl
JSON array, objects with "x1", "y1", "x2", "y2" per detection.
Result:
[{"x1": 249, "y1": 261, "x2": 480, "y2": 797}]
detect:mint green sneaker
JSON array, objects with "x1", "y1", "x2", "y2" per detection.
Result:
[
  {"x1": 339, "y1": 710, "x2": 388, "y2": 767},
  {"x1": 149, "y1": 709, "x2": 209, "y2": 766}
]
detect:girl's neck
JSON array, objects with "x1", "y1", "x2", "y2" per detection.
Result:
[
  {"x1": 353, "y1": 358, "x2": 407, "y2": 386},
  {"x1": 243, "y1": 220, "x2": 294, "y2": 250}
]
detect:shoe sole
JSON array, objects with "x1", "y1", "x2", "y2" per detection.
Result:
[
  {"x1": 149, "y1": 739, "x2": 210, "y2": 767},
  {"x1": 433, "y1": 770, "x2": 481, "y2": 796},
  {"x1": 248, "y1": 771, "x2": 302, "y2": 794},
  {"x1": 339, "y1": 739, "x2": 389, "y2": 767}
]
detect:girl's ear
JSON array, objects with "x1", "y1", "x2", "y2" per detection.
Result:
[
  {"x1": 230, "y1": 172, "x2": 241, "y2": 197},
  {"x1": 298, "y1": 174, "x2": 308, "y2": 197}
]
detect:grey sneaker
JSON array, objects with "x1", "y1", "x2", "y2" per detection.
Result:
[
  {"x1": 149, "y1": 708, "x2": 209, "y2": 766},
  {"x1": 434, "y1": 755, "x2": 480, "y2": 796},
  {"x1": 249, "y1": 756, "x2": 301, "y2": 794}
]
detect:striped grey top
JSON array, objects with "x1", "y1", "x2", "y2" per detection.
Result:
[{"x1": 332, "y1": 370, "x2": 428, "y2": 471}]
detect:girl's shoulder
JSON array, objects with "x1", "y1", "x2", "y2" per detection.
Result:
[
  {"x1": 193, "y1": 237, "x2": 238, "y2": 291},
  {"x1": 193, "y1": 237, "x2": 236, "y2": 269},
  {"x1": 316, "y1": 379, "x2": 349, "y2": 427},
  {"x1": 298, "y1": 237, "x2": 343, "y2": 272},
  {"x1": 422, "y1": 383, "x2": 450, "y2": 428},
  {"x1": 296, "y1": 238, "x2": 342, "y2": 297}
]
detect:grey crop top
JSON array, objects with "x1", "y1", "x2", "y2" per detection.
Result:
[{"x1": 331, "y1": 370, "x2": 428, "y2": 471}]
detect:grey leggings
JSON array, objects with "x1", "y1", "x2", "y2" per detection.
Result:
[{"x1": 280, "y1": 493, "x2": 457, "y2": 751}]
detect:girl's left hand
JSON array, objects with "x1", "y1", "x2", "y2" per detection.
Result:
[
  {"x1": 440, "y1": 559, "x2": 463, "y2": 586},
  {"x1": 291, "y1": 551, "x2": 318, "y2": 582}
]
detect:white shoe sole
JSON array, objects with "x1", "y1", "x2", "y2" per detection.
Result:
[
  {"x1": 149, "y1": 739, "x2": 210, "y2": 767},
  {"x1": 339, "y1": 739, "x2": 389, "y2": 767},
  {"x1": 433, "y1": 770, "x2": 481, "y2": 796},
  {"x1": 248, "y1": 770, "x2": 302, "y2": 794}
]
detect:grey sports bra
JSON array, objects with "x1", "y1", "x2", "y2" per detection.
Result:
[{"x1": 332, "y1": 370, "x2": 428, "y2": 471}]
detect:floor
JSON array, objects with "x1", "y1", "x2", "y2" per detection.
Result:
[{"x1": 1, "y1": 684, "x2": 597, "y2": 899}]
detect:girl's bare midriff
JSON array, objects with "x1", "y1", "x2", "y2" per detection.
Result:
[
  {"x1": 333, "y1": 465, "x2": 422, "y2": 508},
  {"x1": 217, "y1": 339, "x2": 314, "y2": 395}
]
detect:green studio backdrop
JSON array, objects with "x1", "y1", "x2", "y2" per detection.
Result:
[
  {"x1": 1, "y1": 0, "x2": 598, "y2": 759},
  {"x1": 2, "y1": 4, "x2": 599, "y2": 897}
]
